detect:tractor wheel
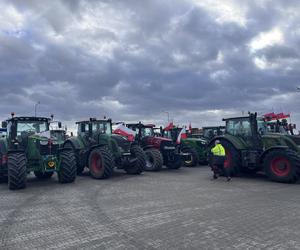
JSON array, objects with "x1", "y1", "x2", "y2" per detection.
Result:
[
  {"x1": 166, "y1": 155, "x2": 182, "y2": 169},
  {"x1": 144, "y1": 149, "x2": 163, "y2": 171},
  {"x1": 181, "y1": 146, "x2": 199, "y2": 167},
  {"x1": 125, "y1": 145, "x2": 145, "y2": 175},
  {"x1": 88, "y1": 147, "x2": 114, "y2": 179},
  {"x1": 34, "y1": 171, "x2": 54, "y2": 180},
  {"x1": 64, "y1": 142, "x2": 85, "y2": 175},
  {"x1": 8, "y1": 153, "x2": 27, "y2": 190},
  {"x1": 58, "y1": 151, "x2": 77, "y2": 183},
  {"x1": 210, "y1": 140, "x2": 241, "y2": 176},
  {"x1": 263, "y1": 149, "x2": 300, "y2": 183}
]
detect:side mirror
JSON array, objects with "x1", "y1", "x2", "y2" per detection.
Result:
[
  {"x1": 58, "y1": 122, "x2": 62, "y2": 128},
  {"x1": 1, "y1": 121, "x2": 7, "y2": 128},
  {"x1": 70, "y1": 132, "x2": 74, "y2": 137}
]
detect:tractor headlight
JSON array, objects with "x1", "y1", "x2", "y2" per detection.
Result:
[
  {"x1": 164, "y1": 146, "x2": 175, "y2": 150},
  {"x1": 40, "y1": 141, "x2": 48, "y2": 145}
]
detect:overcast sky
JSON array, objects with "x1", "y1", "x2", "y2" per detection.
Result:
[{"x1": 1, "y1": 0, "x2": 300, "y2": 131}]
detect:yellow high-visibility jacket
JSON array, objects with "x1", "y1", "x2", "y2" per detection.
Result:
[{"x1": 211, "y1": 144, "x2": 226, "y2": 156}]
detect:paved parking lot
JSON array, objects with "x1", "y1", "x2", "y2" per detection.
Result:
[{"x1": 0, "y1": 166, "x2": 300, "y2": 250}]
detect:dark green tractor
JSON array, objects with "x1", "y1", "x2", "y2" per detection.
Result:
[
  {"x1": 209, "y1": 113, "x2": 300, "y2": 183},
  {"x1": 63, "y1": 118, "x2": 146, "y2": 179},
  {"x1": 0, "y1": 114, "x2": 76, "y2": 190},
  {"x1": 163, "y1": 127, "x2": 208, "y2": 167}
]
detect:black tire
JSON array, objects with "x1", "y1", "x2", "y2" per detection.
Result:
[
  {"x1": 181, "y1": 146, "x2": 199, "y2": 167},
  {"x1": 34, "y1": 171, "x2": 54, "y2": 180},
  {"x1": 58, "y1": 151, "x2": 77, "y2": 183},
  {"x1": 210, "y1": 140, "x2": 241, "y2": 176},
  {"x1": 263, "y1": 149, "x2": 300, "y2": 183},
  {"x1": 88, "y1": 147, "x2": 114, "y2": 179},
  {"x1": 64, "y1": 142, "x2": 85, "y2": 175},
  {"x1": 8, "y1": 153, "x2": 27, "y2": 190},
  {"x1": 124, "y1": 145, "x2": 145, "y2": 175},
  {"x1": 144, "y1": 149, "x2": 163, "y2": 171},
  {"x1": 166, "y1": 154, "x2": 182, "y2": 169}
]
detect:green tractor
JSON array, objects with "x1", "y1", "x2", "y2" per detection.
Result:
[
  {"x1": 209, "y1": 113, "x2": 300, "y2": 183},
  {"x1": 63, "y1": 118, "x2": 146, "y2": 179},
  {"x1": 0, "y1": 114, "x2": 76, "y2": 190},
  {"x1": 162, "y1": 127, "x2": 208, "y2": 167}
]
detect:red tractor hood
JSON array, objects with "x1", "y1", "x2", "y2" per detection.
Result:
[{"x1": 146, "y1": 136, "x2": 172, "y2": 148}]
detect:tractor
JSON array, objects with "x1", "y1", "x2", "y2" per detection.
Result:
[
  {"x1": 163, "y1": 127, "x2": 208, "y2": 167},
  {"x1": 209, "y1": 113, "x2": 300, "y2": 183},
  {"x1": 126, "y1": 122, "x2": 189, "y2": 170},
  {"x1": 0, "y1": 114, "x2": 76, "y2": 190},
  {"x1": 63, "y1": 118, "x2": 146, "y2": 179}
]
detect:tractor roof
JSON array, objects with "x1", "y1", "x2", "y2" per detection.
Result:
[
  {"x1": 202, "y1": 126, "x2": 225, "y2": 129},
  {"x1": 127, "y1": 123, "x2": 155, "y2": 128},
  {"x1": 7, "y1": 116, "x2": 50, "y2": 122},
  {"x1": 76, "y1": 118, "x2": 111, "y2": 124},
  {"x1": 222, "y1": 116, "x2": 251, "y2": 121}
]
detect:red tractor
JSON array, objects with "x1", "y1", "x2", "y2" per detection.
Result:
[{"x1": 125, "y1": 122, "x2": 190, "y2": 170}]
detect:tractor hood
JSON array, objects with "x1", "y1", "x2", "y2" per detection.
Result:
[{"x1": 262, "y1": 134, "x2": 300, "y2": 152}]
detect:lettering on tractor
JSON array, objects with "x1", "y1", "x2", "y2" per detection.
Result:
[
  {"x1": 0, "y1": 114, "x2": 76, "y2": 190},
  {"x1": 208, "y1": 112, "x2": 300, "y2": 183},
  {"x1": 63, "y1": 118, "x2": 146, "y2": 179}
]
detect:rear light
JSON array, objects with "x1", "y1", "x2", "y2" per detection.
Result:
[{"x1": 2, "y1": 154, "x2": 7, "y2": 164}]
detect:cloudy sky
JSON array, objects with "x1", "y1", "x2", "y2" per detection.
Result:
[{"x1": 1, "y1": 0, "x2": 300, "y2": 131}]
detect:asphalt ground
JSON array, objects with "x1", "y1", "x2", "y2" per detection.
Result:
[{"x1": 0, "y1": 166, "x2": 300, "y2": 250}]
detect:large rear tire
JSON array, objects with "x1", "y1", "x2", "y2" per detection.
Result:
[
  {"x1": 263, "y1": 149, "x2": 300, "y2": 183},
  {"x1": 34, "y1": 171, "x2": 54, "y2": 180},
  {"x1": 88, "y1": 147, "x2": 114, "y2": 179},
  {"x1": 58, "y1": 151, "x2": 77, "y2": 183},
  {"x1": 144, "y1": 149, "x2": 163, "y2": 171},
  {"x1": 182, "y1": 146, "x2": 199, "y2": 167},
  {"x1": 8, "y1": 153, "x2": 27, "y2": 190},
  {"x1": 124, "y1": 145, "x2": 145, "y2": 175},
  {"x1": 210, "y1": 140, "x2": 241, "y2": 176}
]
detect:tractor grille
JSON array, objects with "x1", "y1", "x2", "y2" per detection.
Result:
[{"x1": 39, "y1": 144, "x2": 58, "y2": 156}]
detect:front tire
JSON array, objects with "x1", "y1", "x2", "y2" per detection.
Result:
[
  {"x1": 166, "y1": 154, "x2": 182, "y2": 169},
  {"x1": 182, "y1": 146, "x2": 199, "y2": 167},
  {"x1": 64, "y1": 142, "x2": 85, "y2": 175},
  {"x1": 8, "y1": 153, "x2": 27, "y2": 190},
  {"x1": 144, "y1": 149, "x2": 163, "y2": 171},
  {"x1": 264, "y1": 149, "x2": 300, "y2": 183},
  {"x1": 124, "y1": 145, "x2": 145, "y2": 175},
  {"x1": 58, "y1": 151, "x2": 77, "y2": 183},
  {"x1": 88, "y1": 147, "x2": 114, "y2": 179}
]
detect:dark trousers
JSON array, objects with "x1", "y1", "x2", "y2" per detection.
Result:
[{"x1": 211, "y1": 156, "x2": 229, "y2": 178}]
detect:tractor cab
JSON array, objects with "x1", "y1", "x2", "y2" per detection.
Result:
[
  {"x1": 76, "y1": 118, "x2": 112, "y2": 137},
  {"x1": 202, "y1": 126, "x2": 225, "y2": 140},
  {"x1": 2, "y1": 116, "x2": 52, "y2": 150},
  {"x1": 49, "y1": 120, "x2": 67, "y2": 143}
]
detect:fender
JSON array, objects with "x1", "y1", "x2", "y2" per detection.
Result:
[
  {"x1": 63, "y1": 137, "x2": 85, "y2": 151},
  {"x1": 259, "y1": 146, "x2": 289, "y2": 163},
  {"x1": 142, "y1": 145, "x2": 156, "y2": 151},
  {"x1": 208, "y1": 135, "x2": 248, "y2": 151}
]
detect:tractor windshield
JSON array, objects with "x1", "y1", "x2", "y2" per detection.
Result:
[
  {"x1": 141, "y1": 127, "x2": 154, "y2": 137},
  {"x1": 92, "y1": 122, "x2": 112, "y2": 135},
  {"x1": 226, "y1": 118, "x2": 252, "y2": 137},
  {"x1": 16, "y1": 121, "x2": 49, "y2": 136}
]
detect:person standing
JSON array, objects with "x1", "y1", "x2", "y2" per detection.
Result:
[{"x1": 211, "y1": 140, "x2": 231, "y2": 181}]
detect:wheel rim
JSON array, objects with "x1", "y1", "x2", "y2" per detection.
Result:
[
  {"x1": 91, "y1": 153, "x2": 102, "y2": 174},
  {"x1": 146, "y1": 153, "x2": 154, "y2": 168},
  {"x1": 224, "y1": 149, "x2": 232, "y2": 169},
  {"x1": 185, "y1": 155, "x2": 193, "y2": 164},
  {"x1": 270, "y1": 157, "x2": 291, "y2": 177}
]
